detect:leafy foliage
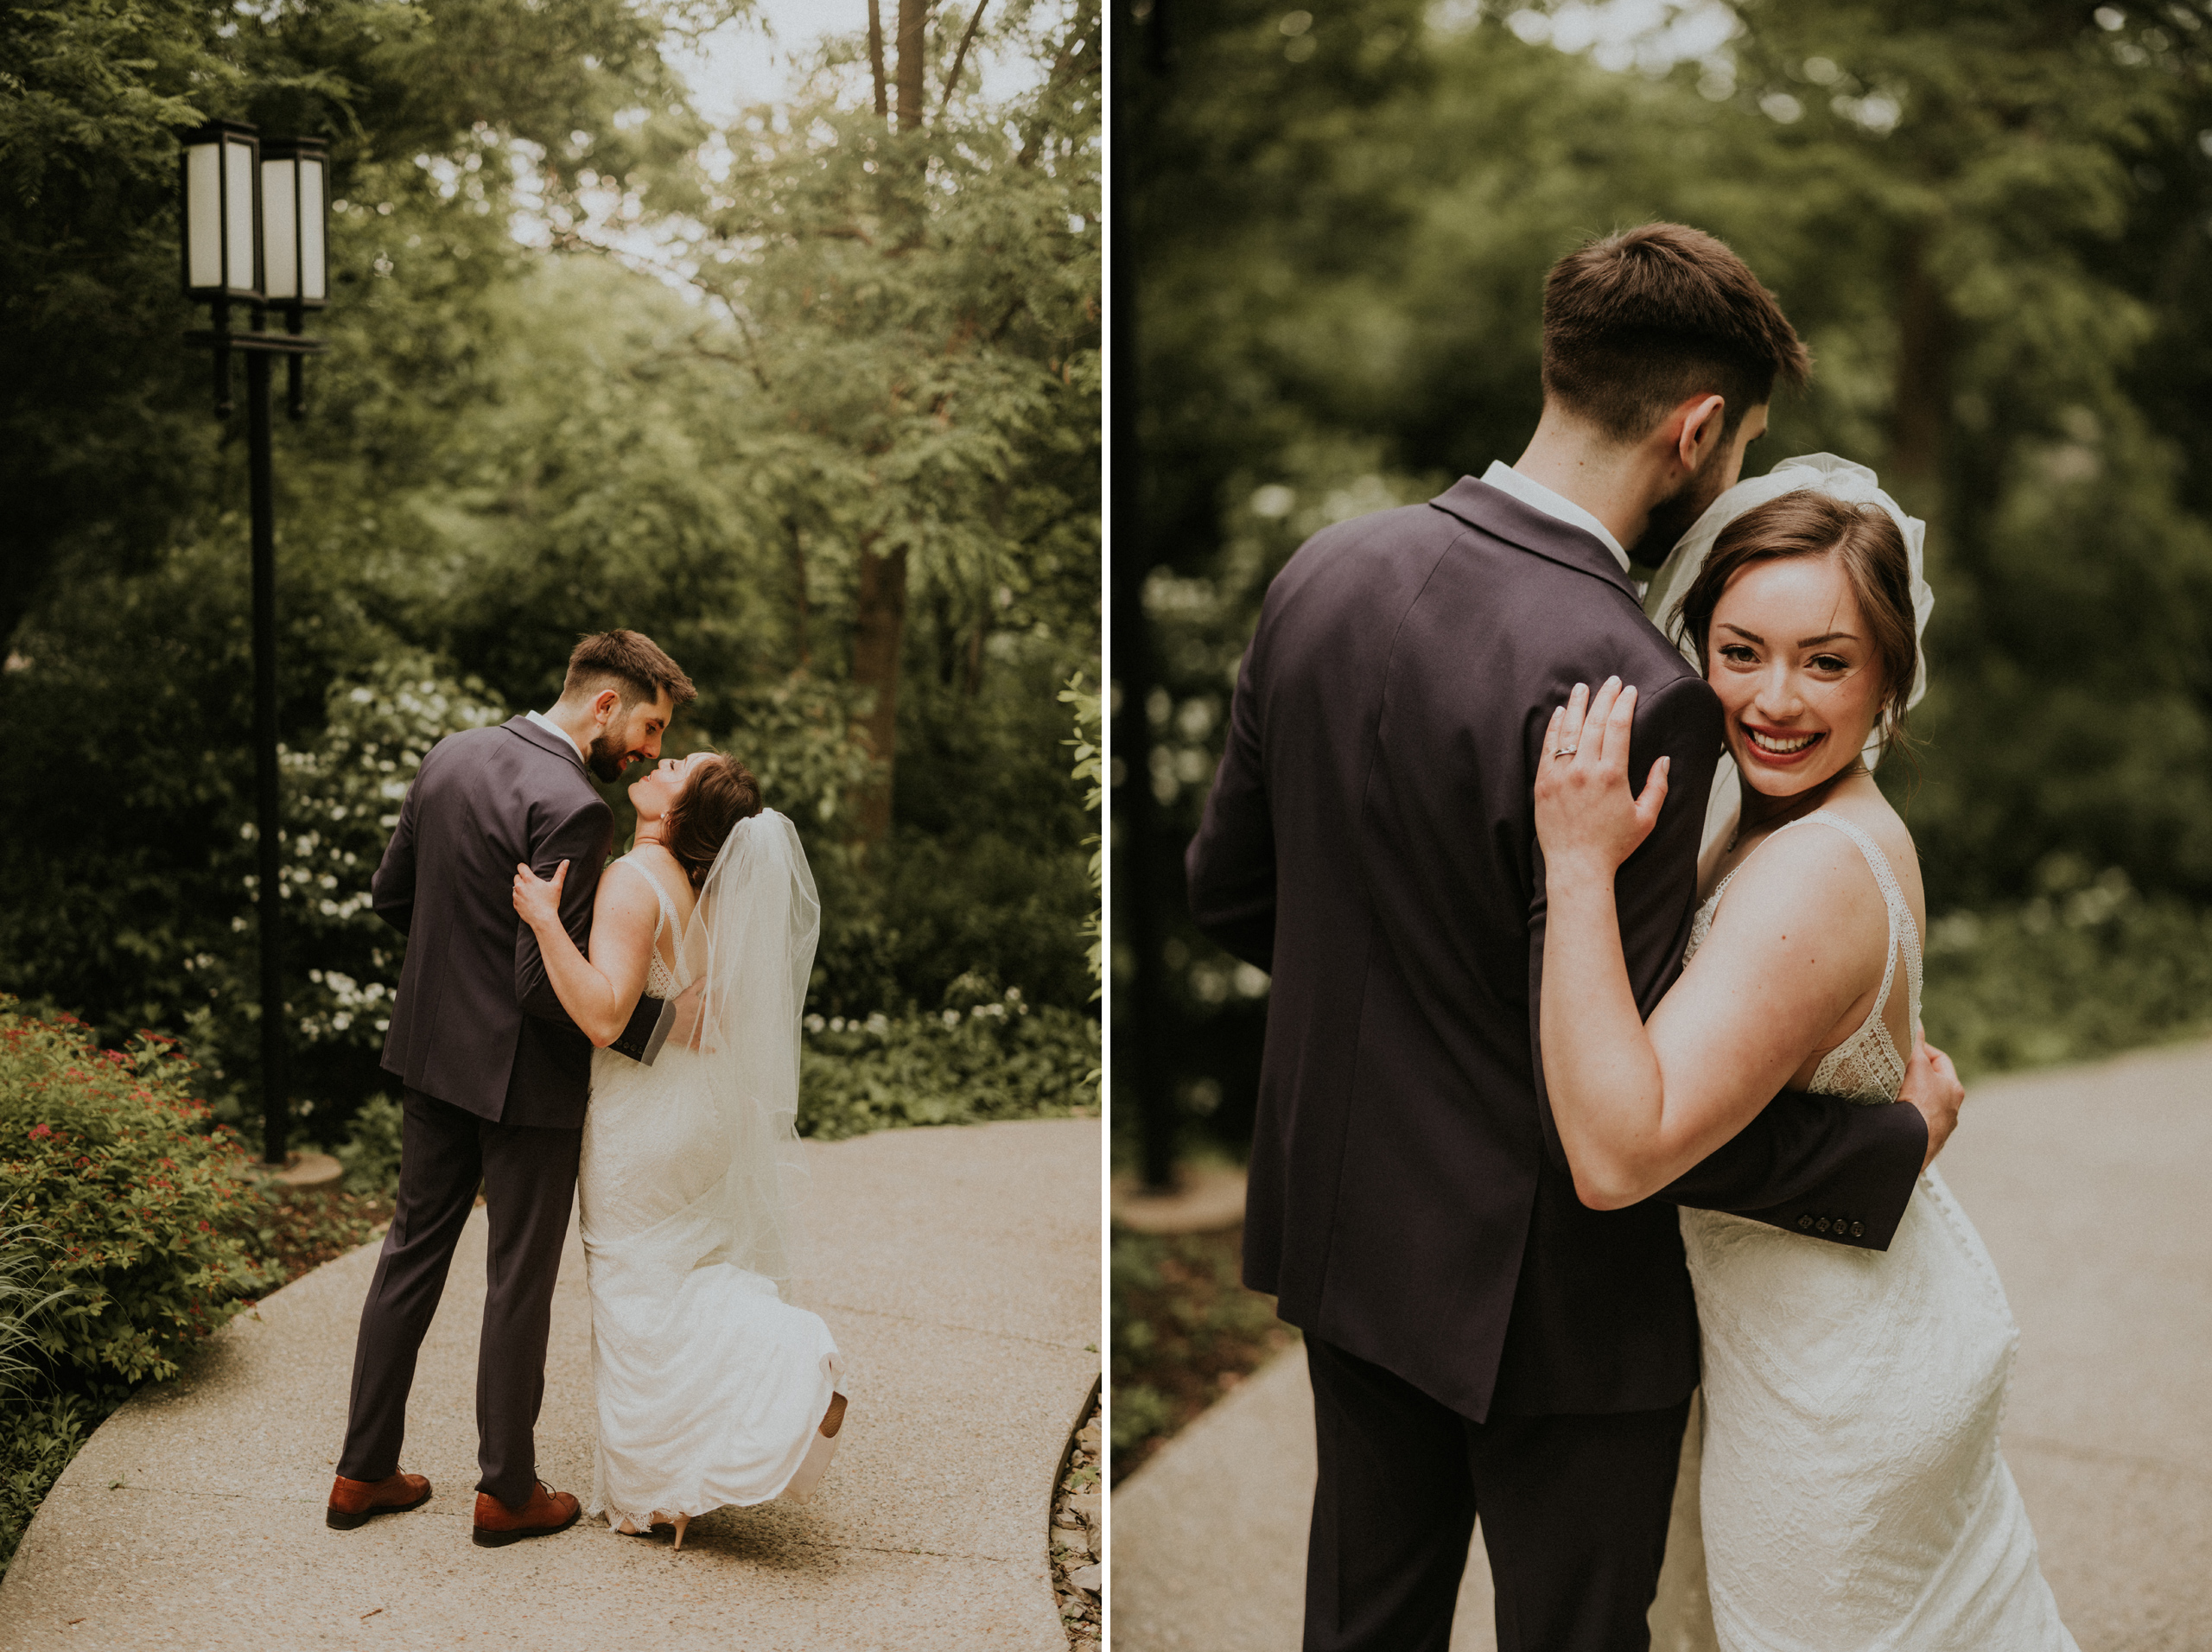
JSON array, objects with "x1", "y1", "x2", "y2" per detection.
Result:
[
  {"x1": 1122, "y1": 0, "x2": 2212, "y2": 1155},
  {"x1": 1109, "y1": 1222, "x2": 1292, "y2": 1483},
  {"x1": 0, "y1": 1001, "x2": 271, "y2": 1396},
  {"x1": 0, "y1": 620, "x2": 509, "y2": 1142},
  {"x1": 0, "y1": 1388, "x2": 93, "y2": 1575},
  {"x1": 334, "y1": 1093, "x2": 406, "y2": 1197},
  {"x1": 798, "y1": 977, "x2": 1101, "y2": 1140},
  {"x1": 2, "y1": 0, "x2": 1099, "y2": 1147},
  {"x1": 1061, "y1": 674, "x2": 1103, "y2": 994},
  {"x1": 1923, "y1": 858, "x2": 2212, "y2": 1078}
]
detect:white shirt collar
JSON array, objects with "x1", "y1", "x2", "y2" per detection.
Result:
[
  {"x1": 1480, "y1": 461, "x2": 1630, "y2": 572},
  {"x1": 525, "y1": 708, "x2": 585, "y2": 763}
]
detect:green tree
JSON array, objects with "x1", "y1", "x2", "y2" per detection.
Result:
[
  {"x1": 1122, "y1": 0, "x2": 2212, "y2": 1157},
  {"x1": 619, "y1": 0, "x2": 1103, "y2": 848},
  {"x1": 1, "y1": 0, "x2": 1100, "y2": 1136}
]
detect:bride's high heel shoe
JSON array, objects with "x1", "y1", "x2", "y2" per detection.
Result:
[
  {"x1": 615, "y1": 1509, "x2": 690, "y2": 1549},
  {"x1": 782, "y1": 1391, "x2": 849, "y2": 1504}
]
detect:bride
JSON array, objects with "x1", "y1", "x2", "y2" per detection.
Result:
[
  {"x1": 512, "y1": 750, "x2": 845, "y2": 1548},
  {"x1": 1531, "y1": 457, "x2": 2075, "y2": 1648}
]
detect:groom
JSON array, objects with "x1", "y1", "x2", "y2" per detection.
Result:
[
  {"x1": 1186, "y1": 225, "x2": 1965, "y2": 1649},
  {"x1": 326, "y1": 629, "x2": 693, "y2": 1547}
]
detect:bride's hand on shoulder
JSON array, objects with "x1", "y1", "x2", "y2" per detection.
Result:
[
  {"x1": 1534, "y1": 677, "x2": 1670, "y2": 884},
  {"x1": 512, "y1": 859, "x2": 569, "y2": 931}
]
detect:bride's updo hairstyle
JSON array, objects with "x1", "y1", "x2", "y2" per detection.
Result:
[
  {"x1": 1674, "y1": 491, "x2": 1920, "y2": 751},
  {"x1": 661, "y1": 754, "x2": 765, "y2": 890}
]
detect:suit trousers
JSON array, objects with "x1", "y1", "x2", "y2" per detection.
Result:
[
  {"x1": 337, "y1": 1087, "x2": 582, "y2": 1509},
  {"x1": 1304, "y1": 1336, "x2": 1691, "y2": 1652}
]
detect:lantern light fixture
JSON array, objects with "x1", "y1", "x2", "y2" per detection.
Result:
[
  {"x1": 259, "y1": 137, "x2": 330, "y2": 315},
  {"x1": 180, "y1": 120, "x2": 264, "y2": 303},
  {"x1": 176, "y1": 118, "x2": 334, "y2": 1168}
]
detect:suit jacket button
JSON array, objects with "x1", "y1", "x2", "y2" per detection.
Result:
[
  {"x1": 1797, "y1": 1214, "x2": 1814, "y2": 1230},
  {"x1": 1851, "y1": 1220, "x2": 1866, "y2": 1238},
  {"x1": 1815, "y1": 1217, "x2": 1832, "y2": 1233}
]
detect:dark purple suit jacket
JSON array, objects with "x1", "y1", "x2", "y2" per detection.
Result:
[
  {"x1": 373, "y1": 716, "x2": 657, "y2": 1130},
  {"x1": 1186, "y1": 478, "x2": 1927, "y2": 1421}
]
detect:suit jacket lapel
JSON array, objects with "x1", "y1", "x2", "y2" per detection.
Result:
[
  {"x1": 1428, "y1": 476, "x2": 1642, "y2": 603},
  {"x1": 504, "y1": 715, "x2": 588, "y2": 778}
]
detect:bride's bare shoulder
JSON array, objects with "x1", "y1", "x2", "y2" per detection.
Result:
[
  {"x1": 1801, "y1": 779, "x2": 1924, "y2": 912},
  {"x1": 1715, "y1": 816, "x2": 1887, "y2": 937},
  {"x1": 613, "y1": 845, "x2": 697, "y2": 918}
]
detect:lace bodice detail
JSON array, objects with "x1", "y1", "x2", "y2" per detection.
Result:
[
  {"x1": 618, "y1": 857, "x2": 691, "y2": 1001},
  {"x1": 1682, "y1": 810, "x2": 1923, "y2": 1105}
]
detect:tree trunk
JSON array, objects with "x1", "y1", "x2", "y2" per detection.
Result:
[
  {"x1": 867, "y1": 0, "x2": 888, "y2": 119},
  {"x1": 850, "y1": 537, "x2": 908, "y2": 848},
  {"x1": 963, "y1": 613, "x2": 985, "y2": 696},
  {"x1": 895, "y1": 0, "x2": 931, "y2": 133},
  {"x1": 1890, "y1": 234, "x2": 1953, "y2": 499},
  {"x1": 785, "y1": 517, "x2": 811, "y2": 670}
]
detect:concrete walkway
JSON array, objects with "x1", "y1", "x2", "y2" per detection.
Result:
[
  {"x1": 0, "y1": 1117, "x2": 1101, "y2": 1651},
  {"x1": 1114, "y1": 1041, "x2": 2212, "y2": 1652}
]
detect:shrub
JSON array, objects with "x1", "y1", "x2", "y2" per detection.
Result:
[
  {"x1": 0, "y1": 1389, "x2": 92, "y2": 1573},
  {"x1": 186, "y1": 655, "x2": 508, "y2": 1145},
  {"x1": 1923, "y1": 861, "x2": 2212, "y2": 1078},
  {"x1": 334, "y1": 1095, "x2": 406, "y2": 1198},
  {"x1": 0, "y1": 999, "x2": 273, "y2": 1396},
  {"x1": 1109, "y1": 1224, "x2": 1293, "y2": 1484},
  {"x1": 0, "y1": 1223, "x2": 63, "y2": 1402},
  {"x1": 798, "y1": 977, "x2": 1101, "y2": 1141}
]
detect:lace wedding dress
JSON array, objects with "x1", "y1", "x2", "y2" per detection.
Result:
[
  {"x1": 1650, "y1": 810, "x2": 2075, "y2": 1651},
  {"x1": 578, "y1": 848, "x2": 842, "y2": 1532}
]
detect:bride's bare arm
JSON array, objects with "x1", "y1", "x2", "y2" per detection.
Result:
[
  {"x1": 1535, "y1": 678, "x2": 1887, "y2": 1210},
  {"x1": 512, "y1": 858, "x2": 658, "y2": 1047}
]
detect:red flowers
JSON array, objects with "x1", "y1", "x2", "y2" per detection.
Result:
[{"x1": 29, "y1": 1122, "x2": 53, "y2": 1141}]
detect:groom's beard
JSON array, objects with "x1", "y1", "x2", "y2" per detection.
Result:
[
  {"x1": 586, "y1": 733, "x2": 636, "y2": 784},
  {"x1": 1630, "y1": 464, "x2": 1732, "y2": 567}
]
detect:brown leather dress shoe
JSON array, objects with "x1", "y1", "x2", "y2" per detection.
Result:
[
  {"x1": 472, "y1": 1481, "x2": 582, "y2": 1548},
  {"x1": 326, "y1": 1470, "x2": 432, "y2": 1530}
]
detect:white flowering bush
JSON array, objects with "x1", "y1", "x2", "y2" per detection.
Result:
[
  {"x1": 174, "y1": 656, "x2": 505, "y2": 1139},
  {"x1": 797, "y1": 974, "x2": 1100, "y2": 1141},
  {"x1": 271, "y1": 663, "x2": 506, "y2": 1052}
]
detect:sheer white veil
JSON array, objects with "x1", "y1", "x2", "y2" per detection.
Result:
[
  {"x1": 1642, "y1": 453, "x2": 1934, "y2": 873},
  {"x1": 671, "y1": 807, "x2": 821, "y2": 1289}
]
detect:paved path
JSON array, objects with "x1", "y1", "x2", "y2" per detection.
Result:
[
  {"x1": 0, "y1": 1117, "x2": 1101, "y2": 1651},
  {"x1": 1113, "y1": 1041, "x2": 2212, "y2": 1652}
]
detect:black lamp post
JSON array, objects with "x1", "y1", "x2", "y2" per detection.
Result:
[{"x1": 179, "y1": 119, "x2": 330, "y2": 1166}]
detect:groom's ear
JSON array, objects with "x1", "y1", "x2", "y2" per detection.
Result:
[{"x1": 1673, "y1": 394, "x2": 1729, "y2": 473}]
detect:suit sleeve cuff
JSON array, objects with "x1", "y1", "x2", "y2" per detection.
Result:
[{"x1": 1718, "y1": 1101, "x2": 1927, "y2": 1252}]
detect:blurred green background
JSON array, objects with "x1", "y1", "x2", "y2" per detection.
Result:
[
  {"x1": 0, "y1": 0, "x2": 1103, "y2": 1150},
  {"x1": 1116, "y1": 0, "x2": 2212, "y2": 1177}
]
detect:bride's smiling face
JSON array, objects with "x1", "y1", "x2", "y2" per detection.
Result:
[
  {"x1": 627, "y1": 751, "x2": 710, "y2": 820},
  {"x1": 1707, "y1": 553, "x2": 1888, "y2": 799}
]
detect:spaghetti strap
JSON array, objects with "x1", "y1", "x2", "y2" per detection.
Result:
[
  {"x1": 612, "y1": 855, "x2": 681, "y2": 944},
  {"x1": 1784, "y1": 810, "x2": 1923, "y2": 1030}
]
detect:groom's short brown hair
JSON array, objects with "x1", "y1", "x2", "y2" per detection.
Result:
[
  {"x1": 1541, "y1": 223, "x2": 1809, "y2": 443},
  {"x1": 562, "y1": 629, "x2": 696, "y2": 710}
]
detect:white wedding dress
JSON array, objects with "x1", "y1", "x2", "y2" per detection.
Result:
[
  {"x1": 578, "y1": 849, "x2": 842, "y2": 1532},
  {"x1": 1650, "y1": 810, "x2": 2075, "y2": 1652}
]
